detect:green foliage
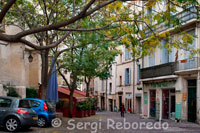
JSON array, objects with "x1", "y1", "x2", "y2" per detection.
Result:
[
  {"x1": 3, "y1": 85, "x2": 20, "y2": 98},
  {"x1": 26, "y1": 88, "x2": 38, "y2": 98},
  {"x1": 89, "y1": 97, "x2": 98, "y2": 110}
]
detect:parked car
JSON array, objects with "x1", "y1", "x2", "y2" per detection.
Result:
[
  {"x1": 26, "y1": 98, "x2": 56, "y2": 127},
  {"x1": 0, "y1": 96, "x2": 37, "y2": 132}
]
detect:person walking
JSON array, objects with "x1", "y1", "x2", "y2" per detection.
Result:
[{"x1": 121, "y1": 103, "x2": 125, "y2": 117}]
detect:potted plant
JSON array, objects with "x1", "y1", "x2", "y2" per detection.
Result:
[
  {"x1": 91, "y1": 97, "x2": 98, "y2": 115},
  {"x1": 81, "y1": 101, "x2": 87, "y2": 117},
  {"x1": 88, "y1": 102, "x2": 92, "y2": 116}
]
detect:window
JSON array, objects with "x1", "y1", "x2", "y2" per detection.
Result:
[
  {"x1": 161, "y1": 40, "x2": 169, "y2": 64},
  {"x1": 185, "y1": 29, "x2": 195, "y2": 59},
  {"x1": 101, "y1": 80, "x2": 104, "y2": 91},
  {"x1": 30, "y1": 100, "x2": 40, "y2": 107},
  {"x1": 125, "y1": 68, "x2": 131, "y2": 85},
  {"x1": 125, "y1": 48, "x2": 131, "y2": 61},
  {"x1": 137, "y1": 65, "x2": 141, "y2": 84},
  {"x1": 149, "y1": 52, "x2": 155, "y2": 67},
  {"x1": 19, "y1": 100, "x2": 31, "y2": 108},
  {"x1": 0, "y1": 98, "x2": 12, "y2": 107},
  {"x1": 109, "y1": 83, "x2": 112, "y2": 94},
  {"x1": 119, "y1": 76, "x2": 122, "y2": 86},
  {"x1": 45, "y1": 101, "x2": 55, "y2": 112}
]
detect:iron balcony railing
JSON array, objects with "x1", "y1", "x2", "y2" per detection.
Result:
[
  {"x1": 145, "y1": 6, "x2": 198, "y2": 38},
  {"x1": 175, "y1": 57, "x2": 200, "y2": 71},
  {"x1": 140, "y1": 62, "x2": 175, "y2": 79}
]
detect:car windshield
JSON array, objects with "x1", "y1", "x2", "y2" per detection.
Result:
[{"x1": 19, "y1": 100, "x2": 31, "y2": 108}]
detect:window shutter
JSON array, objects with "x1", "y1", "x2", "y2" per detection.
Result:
[
  {"x1": 129, "y1": 68, "x2": 131, "y2": 85},
  {"x1": 137, "y1": 65, "x2": 140, "y2": 84},
  {"x1": 128, "y1": 51, "x2": 131, "y2": 59},
  {"x1": 169, "y1": 48, "x2": 174, "y2": 62},
  {"x1": 125, "y1": 69, "x2": 127, "y2": 85},
  {"x1": 125, "y1": 48, "x2": 128, "y2": 60},
  {"x1": 161, "y1": 40, "x2": 169, "y2": 64}
]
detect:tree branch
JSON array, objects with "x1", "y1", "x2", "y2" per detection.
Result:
[
  {"x1": 0, "y1": 0, "x2": 17, "y2": 23},
  {"x1": 0, "y1": 0, "x2": 118, "y2": 42},
  {"x1": 19, "y1": 32, "x2": 70, "y2": 50},
  {"x1": 57, "y1": 24, "x2": 118, "y2": 32}
]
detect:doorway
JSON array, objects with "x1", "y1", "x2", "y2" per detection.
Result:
[
  {"x1": 101, "y1": 96, "x2": 105, "y2": 110},
  {"x1": 150, "y1": 90, "x2": 156, "y2": 117},
  {"x1": 109, "y1": 99, "x2": 113, "y2": 112},
  {"x1": 136, "y1": 97, "x2": 142, "y2": 114},
  {"x1": 188, "y1": 80, "x2": 197, "y2": 122},
  {"x1": 119, "y1": 96, "x2": 122, "y2": 111},
  {"x1": 162, "y1": 89, "x2": 175, "y2": 119}
]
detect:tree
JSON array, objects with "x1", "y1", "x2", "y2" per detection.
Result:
[
  {"x1": 77, "y1": 32, "x2": 120, "y2": 97},
  {"x1": 0, "y1": 0, "x2": 199, "y2": 100}
]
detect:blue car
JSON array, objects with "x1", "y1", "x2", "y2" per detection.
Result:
[{"x1": 26, "y1": 98, "x2": 56, "y2": 127}]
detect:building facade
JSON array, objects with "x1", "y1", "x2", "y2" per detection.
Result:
[
  {"x1": 94, "y1": 45, "x2": 143, "y2": 114},
  {"x1": 140, "y1": 4, "x2": 200, "y2": 123},
  {"x1": 0, "y1": 26, "x2": 41, "y2": 98}
]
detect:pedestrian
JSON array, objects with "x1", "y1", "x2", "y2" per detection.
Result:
[{"x1": 121, "y1": 103, "x2": 125, "y2": 117}]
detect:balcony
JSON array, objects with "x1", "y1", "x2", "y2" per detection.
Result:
[
  {"x1": 141, "y1": 62, "x2": 175, "y2": 79},
  {"x1": 175, "y1": 57, "x2": 200, "y2": 73},
  {"x1": 145, "y1": 6, "x2": 197, "y2": 38}
]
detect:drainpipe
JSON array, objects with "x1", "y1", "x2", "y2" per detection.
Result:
[
  {"x1": 106, "y1": 79, "x2": 108, "y2": 111},
  {"x1": 133, "y1": 59, "x2": 135, "y2": 114}
]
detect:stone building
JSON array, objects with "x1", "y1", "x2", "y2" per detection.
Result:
[
  {"x1": 93, "y1": 45, "x2": 143, "y2": 114},
  {"x1": 0, "y1": 26, "x2": 41, "y2": 98},
  {"x1": 140, "y1": 2, "x2": 200, "y2": 123}
]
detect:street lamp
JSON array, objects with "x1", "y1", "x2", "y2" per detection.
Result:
[{"x1": 28, "y1": 53, "x2": 33, "y2": 63}]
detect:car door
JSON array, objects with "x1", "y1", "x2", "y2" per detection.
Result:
[
  {"x1": 30, "y1": 100, "x2": 41, "y2": 114},
  {"x1": 0, "y1": 98, "x2": 12, "y2": 125}
]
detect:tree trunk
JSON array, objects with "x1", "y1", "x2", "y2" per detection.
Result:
[
  {"x1": 41, "y1": 50, "x2": 49, "y2": 100},
  {"x1": 86, "y1": 82, "x2": 90, "y2": 97},
  {"x1": 69, "y1": 88, "x2": 74, "y2": 118},
  {"x1": 85, "y1": 77, "x2": 91, "y2": 97},
  {"x1": 69, "y1": 75, "x2": 77, "y2": 118}
]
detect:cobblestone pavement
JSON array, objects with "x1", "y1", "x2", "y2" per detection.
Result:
[{"x1": 1, "y1": 112, "x2": 200, "y2": 133}]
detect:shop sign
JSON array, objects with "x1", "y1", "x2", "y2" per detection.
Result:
[{"x1": 150, "y1": 81, "x2": 175, "y2": 89}]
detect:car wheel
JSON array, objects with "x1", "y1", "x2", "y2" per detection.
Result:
[
  {"x1": 4, "y1": 117, "x2": 20, "y2": 132},
  {"x1": 37, "y1": 117, "x2": 47, "y2": 127}
]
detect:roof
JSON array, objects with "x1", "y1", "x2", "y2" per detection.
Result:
[
  {"x1": 0, "y1": 96, "x2": 20, "y2": 100},
  {"x1": 58, "y1": 86, "x2": 87, "y2": 98}
]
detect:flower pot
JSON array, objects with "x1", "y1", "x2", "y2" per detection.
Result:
[
  {"x1": 63, "y1": 108, "x2": 69, "y2": 117},
  {"x1": 83, "y1": 110, "x2": 87, "y2": 117},
  {"x1": 87, "y1": 110, "x2": 91, "y2": 116},
  {"x1": 91, "y1": 110, "x2": 95, "y2": 115},
  {"x1": 76, "y1": 110, "x2": 84, "y2": 118}
]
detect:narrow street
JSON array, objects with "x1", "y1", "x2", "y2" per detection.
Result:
[{"x1": 0, "y1": 112, "x2": 199, "y2": 133}]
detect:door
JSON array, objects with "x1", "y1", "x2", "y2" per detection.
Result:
[
  {"x1": 0, "y1": 98, "x2": 12, "y2": 124},
  {"x1": 109, "y1": 99, "x2": 113, "y2": 112},
  {"x1": 188, "y1": 80, "x2": 197, "y2": 122},
  {"x1": 137, "y1": 97, "x2": 142, "y2": 114},
  {"x1": 119, "y1": 96, "x2": 122, "y2": 111},
  {"x1": 162, "y1": 90, "x2": 169, "y2": 119},
  {"x1": 150, "y1": 90, "x2": 156, "y2": 117}
]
